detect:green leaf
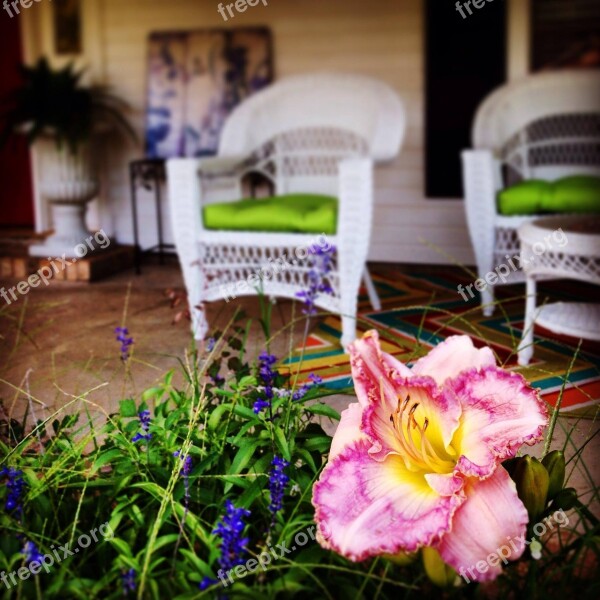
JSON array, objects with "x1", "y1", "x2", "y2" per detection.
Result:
[
  {"x1": 142, "y1": 387, "x2": 164, "y2": 402},
  {"x1": 304, "y1": 403, "x2": 341, "y2": 421},
  {"x1": 180, "y1": 548, "x2": 209, "y2": 572},
  {"x1": 232, "y1": 404, "x2": 258, "y2": 421},
  {"x1": 236, "y1": 375, "x2": 257, "y2": 389},
  {"x1": 91, "y1": 448, "x2": 123, "y2": 473},
  {"x1": 119, "y1": 398, "x2": 137, "y2": 417},
  {"x1": 165, "y1": 409, "x2": 186, "y2": 430},
  {"x1": 295, "y1": 448, "x2": 318, "y2": 473},
  {"x1": 302, "y1": 436, "x2": 332, "y2": 454},
  {"x1": 224, "y1": 440, "x2": 262, "y2": 493},
  {"x1": 208, "y1": 403, "x2": 232, "y2": 430},
  {"x1": 129, "y1": 503, "x2": 145, "y2": 527},
  {"x1": 107, "y1": 537, "x2": 133, "y2": 558},
  {"x1": 152, "y1": 533, "x2": 180, "y2": 552},
  {"x1": 133, "y1": 481, "x2": 169, "y2": 502},
  {"x1": 274, "y1": 428, "x2": 291, "y2": 461}
]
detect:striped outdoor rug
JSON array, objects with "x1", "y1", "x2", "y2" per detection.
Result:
[{"x1": 283, "y1": 268, "x2": 600, "y2": 413}]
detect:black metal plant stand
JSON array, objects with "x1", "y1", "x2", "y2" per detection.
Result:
[{"x1": 129, "y1": 158, "x2": 174, "y2": 274}]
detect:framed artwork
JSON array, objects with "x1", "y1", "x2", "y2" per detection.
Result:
[
  {"x1": 144, "y1": 27, "x2": 273, "y2": 159},
  {"x1": 53, "y1": 0, "x2": 82, "y2": 55}
]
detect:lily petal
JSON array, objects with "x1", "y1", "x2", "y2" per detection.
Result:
[
  {"x1": 349, "y1": 330, "x2": 411, "y2": 412},
  {"x1": 313, "y1": 439, "x2": 464, "y2": 561},
  {"x1": 436, "y1": 467, "x2": 528, "y2": 582},
  {"x1": 425, "y1": 472, "x2": 465, "y2": 496},
  {"x1": 412, "y1": 336, "x2": 496, "y2": 385},
  {"x1": 451, "y1": 367, "x2": 548, "y2": 478},
  {"x1": 329, "y1": 403, "x2": 366, "y2": 460},
  {"x1": 350, "y1": 331, "x2": 422, "y2": 461}
]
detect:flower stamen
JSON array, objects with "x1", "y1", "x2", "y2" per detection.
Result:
[{"x1": 390, "y1": 395, "x2": 455, "y2": 474}]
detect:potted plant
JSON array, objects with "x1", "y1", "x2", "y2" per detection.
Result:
[{"x1": 0, "y1": 58, "x2": 136, "y2": 257}]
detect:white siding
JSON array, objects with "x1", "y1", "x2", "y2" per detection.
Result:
[{"x1": 23, "y1": 0, "x2": 478, "y2": 265}]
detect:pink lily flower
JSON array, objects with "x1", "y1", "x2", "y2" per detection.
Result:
[{"x1": 313, "y1": 331, "x2": 548, "y2": 581}]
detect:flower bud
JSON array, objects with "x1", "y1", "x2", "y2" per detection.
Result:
[
  {"x1": 541, "y1": 450, "x2": 565, "y2": 500},
  {"x1": 550, "y1": 487, "x2": 577, "y2": 512},
  {"x1": 502, "y1": 457, "x2": 520, "y2": 478},
  {"x1": 512, "y1": 456, "x2": 550, "y2": 520},
  {"x1": 384, "y1": 551, "x2": 417, "y2": 566},
  {"x1": 422, "y1": 547, "x2": 457, "y2": 588}
]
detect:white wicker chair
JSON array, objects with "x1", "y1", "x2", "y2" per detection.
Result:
[
  {"x1": 167, "y1": 73, "x2": 405, "y2": 347},
  {"x1": 462, "y1": 69, "x2": 600, "y2": 315}
]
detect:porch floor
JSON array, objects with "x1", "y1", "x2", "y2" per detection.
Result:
[{"x1": 0, "y1": 261, "x2": 598, "y2": 510}]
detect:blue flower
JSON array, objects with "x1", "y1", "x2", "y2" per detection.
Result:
[
  {"x1": 121, "y1": 568, "x2": 136, "y2": 595},
  {"x1": 253, "y1": 352, "x2": 278, "y2": 414},
  {"x1": 198, "y1": 576, "x2": 218, "y2": 591},
  {"x1": 173, "y1": 450, "x2": 193, "y2": 504},
  {"x1": 252, "y1": 398, "x2": 270, "y2": 414},
  {"x1": 198, "y1": 501, "x2": 250, "y2": 589},
  {"x1": 296, "y1": 245, "x2": 335, "y2": 315},
  {"x1": 173, "y1": 451, "x2": 193, "y2": 477},
  {"x1": 291, "y1": 373, "x2": 323, "y2": 401},
  {"x1": 115, "y1": 327, "x2": 134, "y2": 361},
  {"x1": 21, "y1": 541, "x2": 44, "y2": 565},
  {"x1": 213, "y1": 500, "x2": 251, "y2": 572},
  {"x1": 132, "y1": 410, "x2": 152, "y2": 443},
  {"x1": 1, "y1": 466, "x2": 25, "y2": 515},
  {"x1": 268, "y1": 456, "x2": 290, "y2": 515},
  {"x1": 206, "y1": 337, "x2": 216, "y2": 352}
]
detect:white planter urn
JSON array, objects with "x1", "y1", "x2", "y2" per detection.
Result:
[{"x1": 29, "y1": 141, "x2": 100, "y2": 259}]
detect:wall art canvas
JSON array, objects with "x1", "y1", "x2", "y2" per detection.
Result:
[
  {"x1": 53, "y1": 0, "x2": 82, "y2": 55},
  {"x1": 145, "y1": 28, "x2": 273, "y2": 159}
]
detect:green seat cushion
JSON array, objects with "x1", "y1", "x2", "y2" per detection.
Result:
[
  {"x1": 497, "y1": 180, "x2": 552, "y2": 215},
  {"x1": 203, "y1": 193, "x2": 338, "y2": 234},
  {"x1": 541, "y1": 175, "x2": 600, "y2": 214}
]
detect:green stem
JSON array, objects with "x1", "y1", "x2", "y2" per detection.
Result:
[{"x1": 543, "y1": 340, "x2": 581, "y2": 456}]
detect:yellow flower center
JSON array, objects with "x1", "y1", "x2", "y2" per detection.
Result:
[{"x1": 390, "y1": 396, "x2": 456, "y2": 474}]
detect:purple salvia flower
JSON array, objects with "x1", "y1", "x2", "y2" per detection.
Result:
[
  {"x1": 268, "y1": 456, "x2": 290, "y2": 515},
  {"x1": 21, "y1": 541, "x2": 44, "y2": 565},
  {"x1": 252, "y1": 398, "x2": 270, "y2": 414},
  {"x1": 296, "y1": 245, "x2": 335, "y2": 315},
  {"x1": 291, "y1": 372, "x2": 324, "y2": 401},
  {"x1": 132, "y1": 409, "x2": 152, "y2": 443},
  {"x1": 198, "y1": 576, "x2": 217, "y2": 590},
  {"x1": 199, "y1": 499, "x2": 251, "y2": 591},
  {"x1": 253, "y1": 352, "x2": 278, "y2": 414},
  {"x1": 173, "y1": 450, "x2": 193, "y2": 504},
  {"x1": 1, "y1": 467, "x2": 25, "y2": 515},
  {"x1": 115, "y1": 327, "x2": 134, "y2": 361},
  {"x1": 121, "y1": 568, "x2": 136, "y2": 595}
]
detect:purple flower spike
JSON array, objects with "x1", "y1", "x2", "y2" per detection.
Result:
[
  {"x1": 21, "y1": 541, "x2": 44, "y2": 565},
  {"x1": 121, "y1": 568, "x2": 136, "y2": 595},
  {"x1": 290, "y1": 372, "x2": 324, "y2": 401},
  {"x1": 253, "y1": 352, "x2": 278, "y2": 414},
  {"x1": 1, "y1": 467, "x2": 25, "y2": 515},
  {"x1": 268, "y1": 456, "x2": 290, "y2": 515},
  {"x1": 213, "y1": 500, "x2": 251, "y2": 572},
  {"x1": 115, "y1": 326, "x2": 134, "y2": 361},
  {"x1": 296, "y1": 245, "x2": 335, "y2": 315},
  {"x1": 132, "y1": 409, "x2": 152, "y2": 443}
]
